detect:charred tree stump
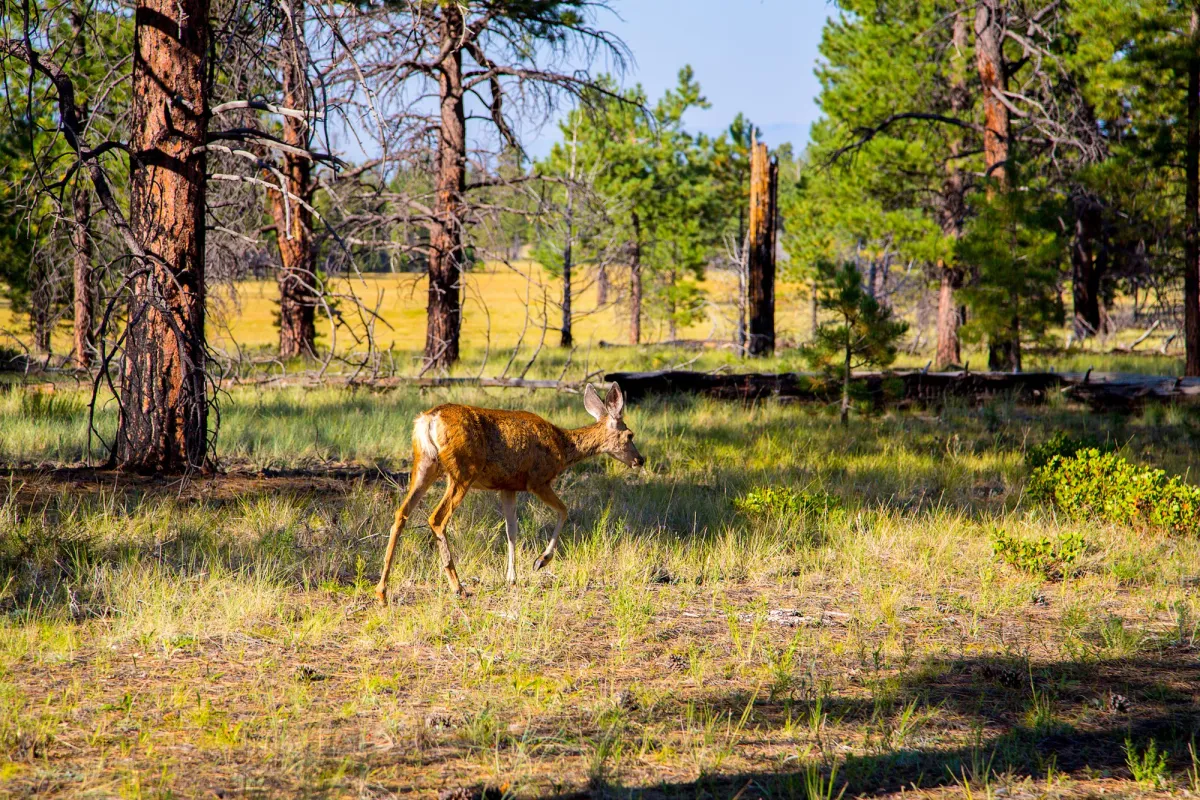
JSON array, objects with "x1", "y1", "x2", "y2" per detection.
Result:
[{"x1": 746, "y1": 136, "x2": 777, "y2": 356}]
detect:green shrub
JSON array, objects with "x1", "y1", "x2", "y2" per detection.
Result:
[
  {"x1": 1029, "y1": 449, "x2": 1200, "y2": 535},
  {"x1": 1024, "y1": 431, "x2": 1105, "y2": 470},
  {"x1": 734, "y1": 486, "x2": 840, "y2": 518},
  {"x1": 991, "y1": 529, "x2": 1085, "y2": 578}
]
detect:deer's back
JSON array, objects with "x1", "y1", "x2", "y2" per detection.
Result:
[{"x1": 422, "y1": 404, "x2": 571, "y2": 491}]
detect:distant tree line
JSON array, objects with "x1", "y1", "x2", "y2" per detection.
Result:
[{"x1": 799, "y1": 0, "x2": 1200, "y2": 374}]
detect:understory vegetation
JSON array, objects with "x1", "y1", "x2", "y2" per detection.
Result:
[{"x1": 2, "y1": 383, "x2": 1200, "y2": 797}]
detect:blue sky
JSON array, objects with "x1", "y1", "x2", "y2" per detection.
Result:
[{"x1": 524, "y1": 0, "x2": 834, "y2": 156}]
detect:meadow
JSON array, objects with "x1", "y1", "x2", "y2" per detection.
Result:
[
  {"x1": 1, "y1": 263, "x2": 1184, "y2": 373},
  {"x1": 2, "y1": 373, "x2": 1200, "y2": 798}
]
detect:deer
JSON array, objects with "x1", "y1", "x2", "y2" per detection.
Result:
[{"x1": 375, "y1": 382, "x2": 643, "y2": 604}]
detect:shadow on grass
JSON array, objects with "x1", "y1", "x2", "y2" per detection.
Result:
[{"x1": 551, "y1": 653, "x2": 1200, "y2": 799}]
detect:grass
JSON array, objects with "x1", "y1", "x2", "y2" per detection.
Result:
[
  {"x1": 2, "y1": 264, "x2": 1189, "y2": 377},
  {"x1": 2, "y1": 384, "x2": 1200, "y2": 797}
]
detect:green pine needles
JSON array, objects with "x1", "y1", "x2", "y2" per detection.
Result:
[{"x1": 803, "y1": 261, "x2": 908, "y2": 425}]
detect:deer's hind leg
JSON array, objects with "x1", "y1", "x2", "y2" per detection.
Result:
[
  {"x1": 500, "y1": 490, "x2": 519, "y2": 586},
  {"x1": 428, "y1": 479, "x2": 470, "y2": 596},
  {"x1": 376, "y1": 448, "x2": 442, "y2": 606},
  {"x1": 529, "y1": 483, "x2": 568, "y2": 571}
]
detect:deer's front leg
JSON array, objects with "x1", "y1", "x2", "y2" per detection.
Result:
[
  {"x1": 500, "y1": 490, "x2": 519, "y2": 586},
  {"x1": 529, "y1": 483, "x2": 567, "y2": 571}
]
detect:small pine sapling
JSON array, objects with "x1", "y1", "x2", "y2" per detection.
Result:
[{"x1": 803, "y1": 261, "x2": 908, "y2": 425}]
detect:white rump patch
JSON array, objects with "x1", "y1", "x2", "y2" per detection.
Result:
[{"x1": 413, "y1": 413, "x2": 441, "y2": 461}]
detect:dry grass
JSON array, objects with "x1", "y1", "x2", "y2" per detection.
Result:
[
  {"x1": 2, "y1": 385, "x2": 1200, "y2": 797},
  {"x1": 2, "y1": 265, "x2": 1187, "y2": 374}
]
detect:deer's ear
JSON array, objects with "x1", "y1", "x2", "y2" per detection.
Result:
[
  {"x1": 583, "y1": 384, "x2": 607, "y2": 420},
  {"x1": 605, "y1": 382, "x2": 626, "y2": 419}
]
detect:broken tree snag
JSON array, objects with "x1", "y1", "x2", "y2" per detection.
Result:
[
  {"x1": 273, "y1": 0, "x2": 318, "y2": 360},
  {"x1": 747, "y1": 136, "x2": 778, "y2": 356},
  {"x1": 117, "y1": 0, "x2": 211, "y2": 473}
]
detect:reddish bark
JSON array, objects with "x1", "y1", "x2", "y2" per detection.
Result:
[
  {"x1": 116, "y1": 0, "x2": 210, "y2": 472},
  {"x1": 424, "y1": 5, "x2": 467, "y2": 371},
  {"x1": 974, "y1": 0, "x2": 1018, "y2": 371},
  {"x1": 270, "y1": 0, "x2": 317, "y2": 359},
  {"x1": 936, "y1": 3, "x2": 969, "y2": 368}
]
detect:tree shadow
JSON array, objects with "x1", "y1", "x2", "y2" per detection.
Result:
[{"x1": 552, "y1": 653, "x2": 1200, "y2": 799}]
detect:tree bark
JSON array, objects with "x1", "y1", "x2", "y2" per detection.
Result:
[
  {"x1": 747, "y1": 137, "x2": 777, "y2": 356},
  {"x1": 272, "y1": 0, "x2": 317, "y2": 359},
  {"x1": 936, "y1": 2, "x2": 969, "y2": 368},
  {"x1": 116, "y1": 0, "x2": 210, "y2": 472},
  {"x1": 1186, "y1": 8, "x2": 1200, "y2": 375},
  {"x1": 424, "y1": 4, "x2": 467, "y2": 371},
  {"x1": 72, "y1": 179, "x2": 93, "y2": 368},
  {"x1": 560, "y1": 136, "x2": 575, "y2": 348},
  {"x1": 974, "y1": 0, "x2": 1018, "y2": 371},
  {"x1": 630, "y1": 211, "x2": 641, "y2": 345},
  {"x1": 70, "y1": 9, "x2": 94, "y2": 370},
  {"x1": 1071, "y1": 193, "x2": 1104, "y2": 340},
  {"x1": 596, "y1": 264, "x2": 609, "y2": 306},
  {"x1": 30, "y1": 266, "x2": 52, "y2": 355},
  {"x1": 560, "y1": 188, "x2": 573, "y2": 348},
  {"x1": 736, "y1": 205, "x2": 747, "y2": 355}
]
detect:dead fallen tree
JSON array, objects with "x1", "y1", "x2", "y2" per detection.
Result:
[{"x1": 604, "y1": 369, "x2": 1200, "y2": 410}]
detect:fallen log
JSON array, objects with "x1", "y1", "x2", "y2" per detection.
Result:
[{"x1": 604, "y1": 369, "x2": 1200, "y2": 410}]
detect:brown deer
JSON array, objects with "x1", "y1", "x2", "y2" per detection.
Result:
[{"x1": 375, "y1": 382, "x2": 643, "y2": 604}]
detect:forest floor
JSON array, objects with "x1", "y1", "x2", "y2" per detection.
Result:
[{"x1": 2, "y1": 380, "x2": 1200, "y2": 798}]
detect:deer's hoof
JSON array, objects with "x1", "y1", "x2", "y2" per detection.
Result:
[
  {"x1": 533, "y1": 554, "x2": 552, "y2": 571},
  {"x1": 374, "y1": 587, "x2": 389, "y2": 607}
]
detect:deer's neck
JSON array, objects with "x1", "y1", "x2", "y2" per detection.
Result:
[{"x1": 564, "y1": 422, "x2": 608, "y2": 467}]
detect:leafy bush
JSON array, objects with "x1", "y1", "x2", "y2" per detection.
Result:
[
  {"x1": 734, "y1": 486, "x2": 840, "y2": 518},
  {"x1": 1029, "y1": 449, "x2": 1200, "y2": 535},
  {"x1": 1024, "y1": 431, "x2": 1105, "y2": 470},
  {"x1": 992, "y1": 529, "x2": 1085, "y2": 578}
]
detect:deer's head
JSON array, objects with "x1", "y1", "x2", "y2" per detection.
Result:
[{"x1": 583, "y1": 382, "x2": 644, "y2": 469}]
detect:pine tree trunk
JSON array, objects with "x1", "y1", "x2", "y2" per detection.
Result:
[
  {"x1": 1071, "y1": 195, "x2": 1103, "y2": 340},
  {"x1": 30, "y1": 277, "x2": 51, "y2": 355},
  {"x1": 810, "y1": 279, "x2": 818, "y2": 339},
  {"x1": 975, "y1": 0, "x2": 1017, "y2": 371},
  {"x1": 560, "y1": 192, "x2": 573, "y2": 348},
  {"x1": 424, "y1": 5, "x2": 466, "y2": 371},
  {"x1": 840, "y1": 338, "x2": 851, "y2": 426},
  {"x1": 936, "y1": 2, "x2": 969, "y2": 369},
  {"x1": 596, "y1": 264, "x2": 609, "y2": 306},
  {"x1": 630, "y1": 211, "x2": 641, "y2": 345},
  {"x1": 72, "y1": 180, "x2": 93, "y2": 368},
  {"x1": 1186, "y1": 8, "x2": 1200, "y2": 375},
  {"x1": 71, "y1": 10, "x2": 93, "y2": 370},
  {"x1": 116, "y1": 0, "x2": 210, "y2": 472},
  {"x1": 747, "y1": 137, "x2": 778, "y2": 356},
  {"x1": 272, "y1": 0, "x2": 317, "y2": 359}
]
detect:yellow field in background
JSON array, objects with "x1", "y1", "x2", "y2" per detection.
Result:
[{"x1": 1, "y1": 263, "x2": 817, "y2": 355}]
